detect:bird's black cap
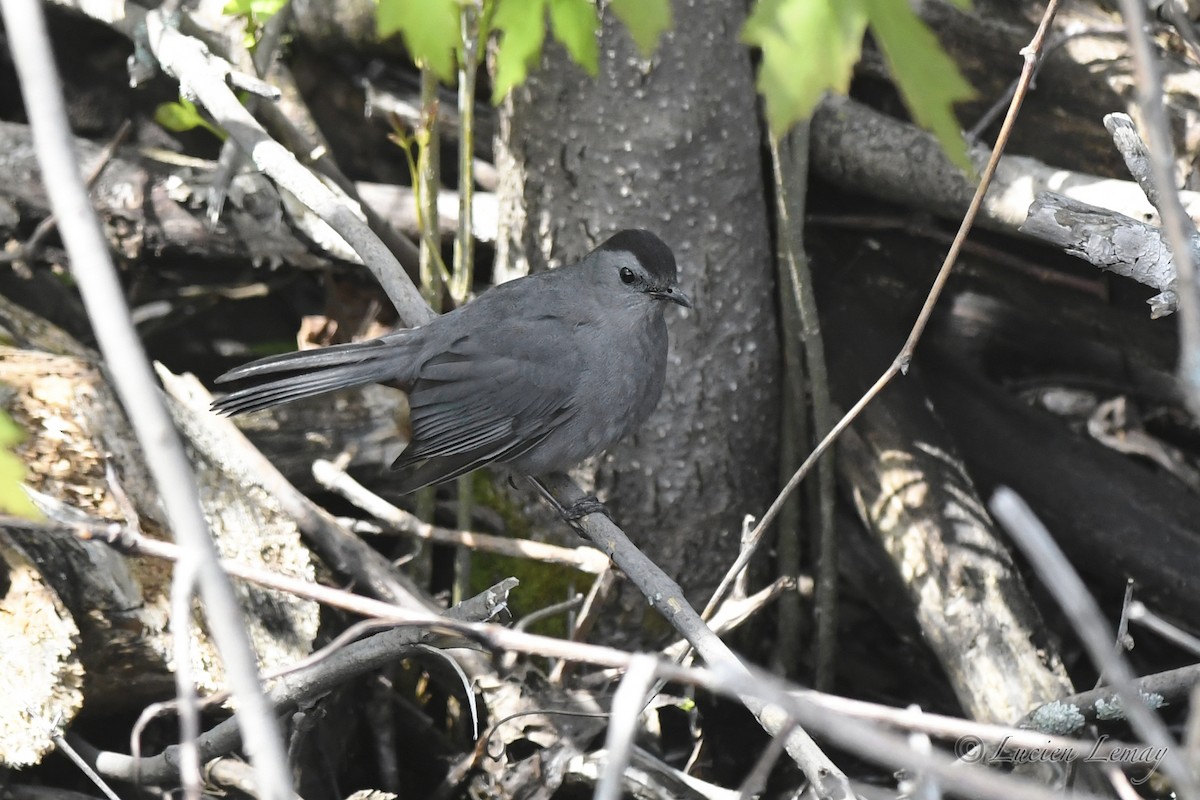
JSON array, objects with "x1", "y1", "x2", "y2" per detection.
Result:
[{"x1": 599, "y1": 229, "x2": 677, "y2": 284}]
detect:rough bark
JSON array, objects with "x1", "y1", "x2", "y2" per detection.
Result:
[
  {"x1": 809, "y1": 96, "x2": 1200, "y2": 236},
  {"x1": 495, "y1": 0, "x2": 780, "y2": 608},
  {"x1": 813, "y1": 225, "x2": 1200, "y2": 629},
  {"x1": 827, "y1": 340, "x2": 1076, "y2": 723},
  {"x1": 0, "y1": 530, "x2": 84, "y2": 767},
  {"x1": 0, "y1": 293, "x2": 320, "y2": 760},
  {"x1": 0, "y1": 121, "x2": 328, "y2": 269},
  {"x1": 816, "y1": 254, "x2": 1078, "y2": 723}
]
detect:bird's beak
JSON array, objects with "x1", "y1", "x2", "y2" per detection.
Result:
[{"x1": 652, "y1": 287, "x2": 693, "y2": 309}]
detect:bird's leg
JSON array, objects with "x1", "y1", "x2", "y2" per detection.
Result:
[
  {"x1": 527, "y1": 477, "x2": 613, "y2": 524},
  {"x1": 561, "y1": 495, "x2": 611, "y2": 521}
]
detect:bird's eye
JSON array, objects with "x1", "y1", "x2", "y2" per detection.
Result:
[{"x1": 619, "y1": 267, "x2": 637, "y2": 285}]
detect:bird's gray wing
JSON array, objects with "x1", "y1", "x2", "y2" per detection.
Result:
[{"x1": 391, "y1": 321, "x2": 580, "y2": 492}]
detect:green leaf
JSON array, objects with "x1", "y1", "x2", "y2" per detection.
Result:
[
  {"x1": 223, "y1": 0, "x2": 287, "y2": 19},
  {"x1": 610, "y1": 0, "x2": 671, "y2": 57},
  {"x1": 377, "y1": 0, "x2": 460, "y2": 82},
  {"x1": 224, "y1": 0, "x2": 289, "y2": 50},
  {"x1": 0, "y1": 411, "x2": 39, "y2": 520},
  {"x1": 548, "y1": 0, "x2": 600, "y2": 76},
  {"x1": 863, "y1": 0, "x2": 975, "y2": 172},
  {"x1": 154, "y1": 98, "x2": 225, "y2": 140},
  {"x1": 0, "y1": 452, "x2": 38, "y2": 519},
  {"x1": 246, "y1": 0, "x2": 288, "y2": 16},
  {"x1": 491, "y1": 0, "x2": 550, "y2": 101},
  {"x1": 742, "y1": 0, "x2": 869, "y2": 136},
  {"x1": 154, "y1": 98, "x2": 206, "y2": 133}
]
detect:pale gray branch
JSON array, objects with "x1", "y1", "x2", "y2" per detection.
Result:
[
  {"x1": 990, "y1": 488, "x2": 1197, "y2": 798},
  {"x1": 0, "y1": 0, "x2": 291, "y2": 795},
  {"x1": 142, "y1": 9, "x2": 433, "y2": 327},
  {"x1": 1020, "y1": 191, "x2": 1182, "y2": 316}
]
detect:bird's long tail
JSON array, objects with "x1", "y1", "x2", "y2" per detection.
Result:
[{"x1": 211, "y1": 333, "x2": 414, "y2": 415}]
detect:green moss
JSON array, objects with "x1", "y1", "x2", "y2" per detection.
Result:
[
  {"x1": 470, "y1": 553, "x2": 593, "y2": 638},
  {"x1": 471, "y1": 469, "x2": 532, "y2": 538},
  {"x1": 467, "y1": 471, "x2": 592, "y2": 638},
  {"x1": 463, "y1": 474, "x2": 683, "y2": 644}
]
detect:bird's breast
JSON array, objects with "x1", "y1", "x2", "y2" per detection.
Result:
[
  {"x1": 576, "y1": 312, "x2": 668, "y2": 445},
  {"x1": 504, "y1": 307, "x2": 670, "y2": 475}
]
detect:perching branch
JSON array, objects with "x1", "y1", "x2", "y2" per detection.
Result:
[{"x1": 534, "y1": 472, "x2": 855, "y2": 799}]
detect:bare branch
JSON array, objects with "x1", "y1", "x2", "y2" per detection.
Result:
[
  {"x1": 534, "y1": 472, "x2": 854, "y2": 799},
  {"x1": 0, "y1": 0, "x2": 291, "y2": 795},
  {"x1": 141, "y1": 9, "x2": 432, "y2": 327},
  {"x1": 1115, "y1": 0, "x2": 1200, "y2": 417},
  {"x1": 990, "y1": 488, "x2": 1197, "y2": 797}
]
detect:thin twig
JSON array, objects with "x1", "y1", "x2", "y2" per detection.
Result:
[
  {"x1": 768, "y1": 122, "x2": 838, "y2": 690},
  {"x1": 143, "y1": 9, "x2": 432, "y2": 327},
  {"x1": 47, "y1": 728, "x2": 123, "y2": 800},
  {"x1": 412, "y1": 64, "x2": 448, "y2": 597},
  {"x1": 596, "y1": 654, "x2": 659, "y2": 800},
  {"x1": 452, "y1": 0, "x2": 480, "y2": 306},
  {"x1": 898, "y1": 707, "x2": 940, "y2": 800},
  {"x1": 452, "y1": 0, "x2": 483, "y2": 610},
  {"x1": 1114, "y1": 580, "x2": 1137, "y2": 652},
  {"x1": 0, "y1": 1, "x2": 292, "y2": 796},
  {"x1": 0, "y1": 119, "x2": 131, "y2": 267},
  {"x1": 417, "y1": 67, "x2": 445, "y2": 311},
  {"x1": 1127, "y1": 601, "x2": 1200, "y2": 656},
  {"x1": 963, "y1": 24, "x2": 1124, "y2": 140},
  {"x1": 311, "y1": 458, "x2": 609, "y2": 574},
  {"x1": 549, "y1": 566, "x2": 616, "y2": 684},
  {"x1": 705, "y1": 0, "x2": 1064, "y2": 620},
  {"x1": 990, "y1": 488, "x2": 1197, "y2": 799},
  {"x1": 737, "y1": 720, "x2": 792, "y2": 800},
  {"x1": 170, "y1": 557, "x2": 202, "y2": 800},
  {"x1": 514, "y1": 593, "x2": 585, "y2": 632},
  {"x1": 1115, "y1": 0, "x2": 1200, "y2": 417},
  {"x1": 532, "y1": 473, "x2": 855, "y2": 799},
  {"x1": 78, "y1": 521, "x2": 457, "y2": 624}
]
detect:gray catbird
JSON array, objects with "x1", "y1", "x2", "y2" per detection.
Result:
[{"x1": 212, "y1": 229, "x2": 691, "y2": 498}]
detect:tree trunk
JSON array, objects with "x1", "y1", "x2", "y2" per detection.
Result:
[{"x1": 495, "y1": 0, "x2": 780, "y2": 611}]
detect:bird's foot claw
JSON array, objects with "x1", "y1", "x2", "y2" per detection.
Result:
[{"x1": 561, "y1": 494, "x2": 610, "y2": 522}]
